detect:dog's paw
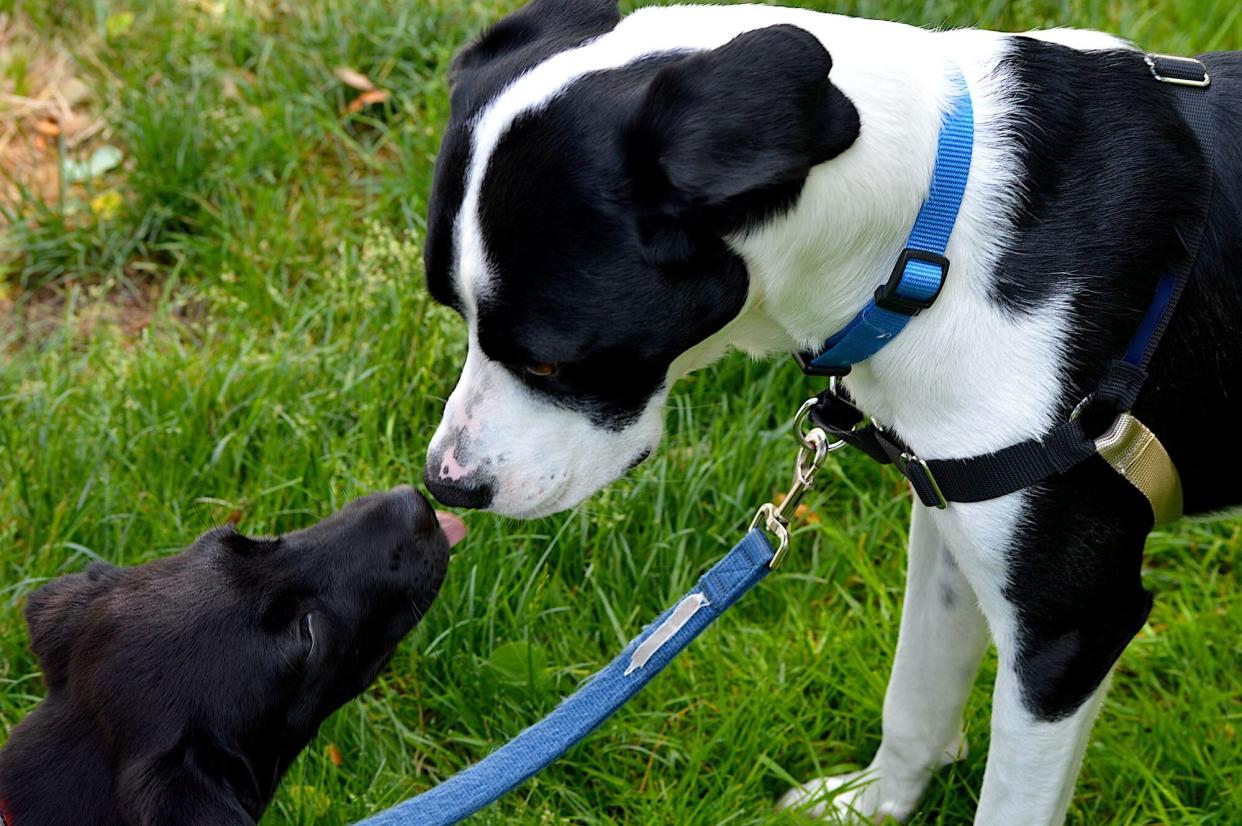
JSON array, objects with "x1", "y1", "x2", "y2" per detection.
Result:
[
  {"x1": 776, "y1": 770, "x2": 914, "y2": 823},
  {"x1": 777, "y1": 736, "x2": 968, "y2": 823}
]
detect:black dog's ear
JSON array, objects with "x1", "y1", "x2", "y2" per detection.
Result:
[
  {"x1": 451, "y1": 0, "x2": 620, "y2": 86},
  {"x1": 117, "y1": 734, "x2": 259, "y2": 826},
  {"x1": 24, "y1": 562, "x2": 117, "y2": 690},
  {"x1": 626, "y1": 25, "x2": 859, "y2": 234},
  {"x1": 207, "y1": 524, "x2": 280, "y2": 556}
]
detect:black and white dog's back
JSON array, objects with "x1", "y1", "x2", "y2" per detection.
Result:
[{"x1": 420, "y1": 1, "x2": 1241, "y2": 822}]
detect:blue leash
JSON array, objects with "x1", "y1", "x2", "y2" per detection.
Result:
[{"x1": 357, "y1": 530, "x2": 777, "y2": 826}]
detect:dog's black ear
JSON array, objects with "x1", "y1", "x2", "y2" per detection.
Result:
[
  {"x1": 24, "y1": 562, "x2": 117, "y2": 690},
  {"x1": 451, "y1": 0, "x2": 619, "y2": 87},
  {"x1": 117, "y1": 733, "x2": 259, "y2": 826},
  {"x1": 626, "y1": 24, "x2": 859, "y2": 242}
]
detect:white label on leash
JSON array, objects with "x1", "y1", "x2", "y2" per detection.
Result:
[{"x1": 624, "y1": 592, "x2": 711, "y2": 676}]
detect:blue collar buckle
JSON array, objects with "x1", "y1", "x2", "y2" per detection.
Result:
[
  {"x1": 875, "y1": 248, "x2": 950, "y2": 315},
  {"x1": 795, "y1": 69, "x2": 973, "y2": 378}
]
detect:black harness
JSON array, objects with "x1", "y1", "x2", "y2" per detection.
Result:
[{"x1": 797, "y1": 53, "x2": 1218, "y2": 512}]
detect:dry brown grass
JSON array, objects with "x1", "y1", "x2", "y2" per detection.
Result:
[
  {"x1": 0, "y1": 11, "x2": 108, "y2": 209},
  {"x1": 0, "y1": 11, "x2": 140, "y2": 345},
  {"x1": 0, "y1": 279, "x2": 162, "y2": 352}
]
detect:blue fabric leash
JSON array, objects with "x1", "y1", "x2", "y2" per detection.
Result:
[
  {"x1": 801, "y1": 70, "x2": 973, "y2": 374},
  {"x1": 356, "y1": 530, "x2": 777, "y2": 826}
]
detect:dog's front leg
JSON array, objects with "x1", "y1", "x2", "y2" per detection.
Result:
[
  {"x1": 973, "y1": 656, "x2": 1112, "y2": 825},
  {"x1": 779, "y1": 504, "x2": 990, "y2": 822},
  {"x1": 962, "y1": 454, "x2": 1156, "y2": 826}
]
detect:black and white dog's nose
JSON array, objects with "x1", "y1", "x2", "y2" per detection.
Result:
[{"x1": 423, "y1": 464, "x2": 494, "y2": 510}]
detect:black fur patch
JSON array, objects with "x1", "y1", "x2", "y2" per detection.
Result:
[
  {"x1": 991, "y1": 40, "x2": 1202, "y2": 326},
  {"x1": 997, "y1": 42, "x2": 1242, "y2": 720},
  {"x1": 473, "y1": 53, "x2": 749, "y2": 429},
  {"x1": 454, "y1": 24, "x2": 858, "y2": 428},
  {"x1": 425, "y1": 0, "x2": 623, "y2": 312}
]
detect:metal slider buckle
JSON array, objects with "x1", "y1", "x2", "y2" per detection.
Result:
[
  {"x1": 900, "y1": 452, "x2": 948, "y2": 510},
  {"x1": 791, "y1": 349, "x2": 851, "y2": 378},
  {"x1": 1145, "y1": 54, "x2": 1210, "y2": 88},
  {"x1": 875, "y1": 249, "x2": 950, "y2": 315}
]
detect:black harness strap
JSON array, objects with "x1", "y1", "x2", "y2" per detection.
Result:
[{"x1": 807, "y1": 53, "x2": 1217, "y2": 510}]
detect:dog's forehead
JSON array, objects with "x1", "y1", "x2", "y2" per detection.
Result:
[
  {"x1": 428, "y1": 9, "x2": 749, "y2": 318},
  {"x1": 471, "y1": 63, "x2": 693, "y2": 342},
  {"x1": 428, "y1": 12, "x2": 634, "y2": 314},
  {"x1": 101, "y1": 555, "x2": 235, "y2": 623}
]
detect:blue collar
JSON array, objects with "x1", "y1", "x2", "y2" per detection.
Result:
[{"x1": 796, "y1": 70, "x2": 974, "y2": 376}]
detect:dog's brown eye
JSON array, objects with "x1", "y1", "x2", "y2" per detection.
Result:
[{"x1": 525, "y1": 362, "x2": 559, "y2": 377}]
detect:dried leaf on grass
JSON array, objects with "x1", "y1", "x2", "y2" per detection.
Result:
[
  {"x1": 334, "y1": 65, "x2": 374, "y2": 91},
  {"x1": 345, "y1": 88, "x2": 390, "y2": 114},
  {"x1": 0, "y1": 13, "x2": 107, "y2": 206}
]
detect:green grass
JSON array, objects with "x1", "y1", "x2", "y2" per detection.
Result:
[{"x1": 2, "y1": 1, "x2": 1240, "y2": 823}]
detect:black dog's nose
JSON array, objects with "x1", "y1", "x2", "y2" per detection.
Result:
[
  {"x1": 423, "y1": 464, "x2": 493, "y2": 510},
  {"x1": 386, "y1": 484, "x2": 438, "y2": 532}
]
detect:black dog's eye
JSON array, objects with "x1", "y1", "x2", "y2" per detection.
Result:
[
  {"x1": 525, "y1": 362, "x2": 559, "y2": 377},
  {"x1": 299, "y1": 613, "x2": 316, "y2": 658}
]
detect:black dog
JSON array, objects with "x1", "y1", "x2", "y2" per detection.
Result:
[{"x1": 0, "y1": 486, "x2": 463, "y2": 826}]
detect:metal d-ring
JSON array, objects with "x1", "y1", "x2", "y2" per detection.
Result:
[{"x1": 793, "y1": 396, "x2": 846, "y2": 454}]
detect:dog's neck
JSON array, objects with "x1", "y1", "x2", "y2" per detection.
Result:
[
  {"x1": 0, "y1": 701, "x2": 123, "y2": 825},
  {"x1": 0, "y1": 697, "x2": 273, "y2": 825},
  {"x1": 685, "y1": 21, "x2": 1123, "y2": 458}
]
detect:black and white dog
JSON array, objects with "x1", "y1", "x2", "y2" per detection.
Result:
[
  {"x1": 0, "y1": 488, "x2": 463, "y2": 825},
  {"x1": 420, "y1": 0, "x2": 1240, "y2": 822}
]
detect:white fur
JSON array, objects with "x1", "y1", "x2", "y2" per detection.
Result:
[
  {"x1": 428, "y1": 333, "x2": 666, "y2": 518},
  {"x1": 429, "y1": 5, "x2": 1128, "y2": 821}
]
